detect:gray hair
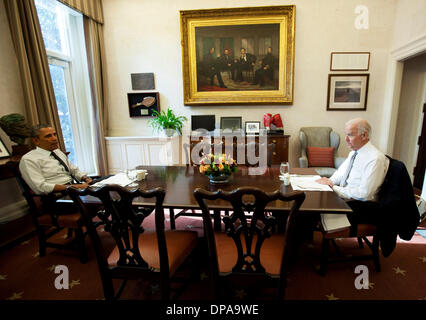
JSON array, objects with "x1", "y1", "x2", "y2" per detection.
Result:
[
  {"x1": 345, "y1": 118, "x2": 371, "y2": 136},
  {"x1": 31, "y1": 124, "x2": 52, "y2": 138}
]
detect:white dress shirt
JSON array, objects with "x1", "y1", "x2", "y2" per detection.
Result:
[
  {"x1": 329, "y1": 141, "x2": 389, "y2": 201},
  {"x1": 19, "y1": 147, "x2": 87, "y2": 195}
]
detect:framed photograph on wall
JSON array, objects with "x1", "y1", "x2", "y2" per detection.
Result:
[
  {"x1": 327, "y1": 74, "x2": 369, "y2": 111},
  {"x1": 127, "y1": 92, "x2": 160, "y2": 117},
  {"x1": 180, "y1": 6, "x2": 296, "y2": 105},
  {"x1": 330, "y1": 52, "x2": 370, "y2": 71},
  {"x1": 0, "y1": 137, "x2": 11, "y2": 159},
  {"x1": 245, "y1": 121, "x2": 260, "y2": 135},
  {"x1": 220, "y1": 117, "x2": 242, "y2": 131}
]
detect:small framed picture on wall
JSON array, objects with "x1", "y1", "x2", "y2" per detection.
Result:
[
  {"x1": 327, "y1": 74, "x2": 369, "y2": 111},
  {"x1": 128, "y1": 92, "x2": 160, "y2": 117},
  {"x1": 245, "y1": 121, "x2": 261, "y2": 135}
]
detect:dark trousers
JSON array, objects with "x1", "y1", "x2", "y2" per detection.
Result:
[{"x1": 346, "y1": 200, "x2": 381, "y2": 236}]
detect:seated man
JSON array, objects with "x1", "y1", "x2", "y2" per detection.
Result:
[
  {"x1": 316, "y1": 118, "x2": 389, "y2": 234},
  {"x1": 19, "y1": 124, "x2": 92, "y2": 196}
]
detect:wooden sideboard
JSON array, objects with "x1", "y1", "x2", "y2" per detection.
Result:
[{"x1": 189, "y1": 134, "x2": 290, "y2": 165}]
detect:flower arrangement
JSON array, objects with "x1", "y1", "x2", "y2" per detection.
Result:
[{"x1": 199, "y1": 153, "x2": 238, "y2": 177}]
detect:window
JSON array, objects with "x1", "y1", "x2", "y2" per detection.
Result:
[{"x1": 35, "y1": 0, "x2": 97, "y2": 175}]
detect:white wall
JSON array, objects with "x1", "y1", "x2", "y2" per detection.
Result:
[
  {"x1": 393, "y1": 53, "x2": 426, "y2": 178},
  {"x1": 102, "y1": 0, "x2": 398, "y2": 167}
]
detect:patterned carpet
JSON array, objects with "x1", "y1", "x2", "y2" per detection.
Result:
[{"x1": 1, "y1": 211, "x2": 426, "y2": 302}]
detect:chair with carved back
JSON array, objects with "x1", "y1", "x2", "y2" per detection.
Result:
[
  {"x1": 193, "y1": 186, "x2": 305, "y2": 299},
  {"x1": 6, "y1": 160, "x2": 89, "y2": 263},
  {"x1": 317, "y1": 156, "x2": 420, "y2": 275},
  {"x1": 68, "y1": 184, "x2": 198, "y2": 300}
]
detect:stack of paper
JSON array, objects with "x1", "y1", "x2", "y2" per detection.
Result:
[
  {"x1": 289, "y1": 175, "x2": 332, "y2": 191},
  {"x1": 91, "y1": 173, "x2": 133, "y2": 187},
  {"x1": 321, "y1": 213, "x2": 351, "y2": 232}
]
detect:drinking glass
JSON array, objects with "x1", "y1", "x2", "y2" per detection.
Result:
[{"x1": 280, "y1": 162, "x2": 290, "y2": 176}]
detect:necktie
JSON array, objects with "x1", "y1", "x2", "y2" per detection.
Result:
[
  {"x1": 340, "y1": 151, "x2": 357, "y2": 187},
  {"x1": 50, "y1": 151, "x2": 80, "y2": 183}
]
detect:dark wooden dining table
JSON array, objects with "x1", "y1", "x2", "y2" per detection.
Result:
[
  {"x1": 130, "y1": 165, "x2": 351, "y2": 211},
  {"x1": 64, "y1": 165, "x2": 351, "y2": 230}
]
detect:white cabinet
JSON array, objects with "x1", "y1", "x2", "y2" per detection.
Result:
[{"x1": 105, "y1": 136, "x2": 181, "y2": 174}]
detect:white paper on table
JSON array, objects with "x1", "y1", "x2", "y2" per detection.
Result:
[
  {"x1": 288, "y1": 175, "x2": 332, "y2": 191},
  {"x1": 91, "y1": 172, "x2": 133, "y2": 187}
]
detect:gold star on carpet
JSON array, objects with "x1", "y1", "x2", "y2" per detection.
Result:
[
  {"x1": 325, "y1": 293, "x2": 339, "y2": 300},
  {"x1": 393, "y1": 267, "x2": 406, "y2": 276},
  {"x1": 21, "y1": 240, "x2": 29, "y2": 245},
  {"x1": 32, "y1": 252, "x2": 39, "y2": 258},
  {"x1": 0, "y1": 274, "x2": 7, "y2": 280},
  {"x1": 368, "y1": 282, "x2": 375, "y2": 289},
  {"x1": 100, "y1": 228, "x2": 105, "y2": 232},
  {"x1": 47, "y1": 265, "x2": 57, "y2": 272},
  {"x1": 69, "y1": 280, "x2": 80, "y2": 288},
  {"x1": 418, "y1": 256, "x2": 426, "y2": 263},
  {"x1": 307, "y1": 243, "x2": 315, "y2": 249},
  {"x1": 200, "y1": 272, "x2": 208, "y2": 280},
  {"x1": 235, "y1": 289, "x2": 247, "y2": 299},
  {"x1": 7, "y1": 292, "x2": 23, "y2": 300}
]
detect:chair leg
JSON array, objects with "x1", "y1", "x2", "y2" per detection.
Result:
[
  {"x1": 37, "y1": 227, "x2": 47, "y2": 257},
  {"x1": 169, "y1": 209, "x2": 176, "y2": 230},
  {"x1": 371, "y1": 236, "x2": 381, "y2": 272},
  {"x1": 319, "y1": 238, "x2": 330, "y2": 276},
  {"x1": 357, "y1": 237, "x2": 364, "y2": 248},
  {"x1": 75, "y1": 227, "x2": 88, "y2": 264}
]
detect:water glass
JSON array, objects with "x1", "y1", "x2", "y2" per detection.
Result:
[{"x1": 280, "y1": 162, "x2": 290, "y2": 176}]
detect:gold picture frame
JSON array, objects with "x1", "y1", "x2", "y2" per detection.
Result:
[{"x1": 180, "y1": 6, "x2": 296, "y2": 106}]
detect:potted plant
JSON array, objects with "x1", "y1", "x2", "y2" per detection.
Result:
[
  {"x1": 0, "y1": 113, "x2": 31, "y2": 156},
  {"x1": 149, "y1": 108, "x2": 187, "y2": 137},
  {"x1": 199, "y1": 153, "x2": 238, "y2": 184}
]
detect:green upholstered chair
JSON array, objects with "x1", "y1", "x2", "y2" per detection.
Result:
[{"x1": 299, "y1": 127, "x2": 345, "y2": 178}]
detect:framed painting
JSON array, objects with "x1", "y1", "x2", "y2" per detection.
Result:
[
  {"x1": 127, "y1": 92, "x2": 160, "y2": 117},
  {"x1": 180, "y1": 6, "x2": 296, "y2": 105},
  {"x1": 220, "y1": 117, "x2": 242, "y2": 131},
  {"x1": 327, "y1": 74, "x2": 369, "y2": 111},
  {"x1": 0, "y1": 137, "x2": 11, "y2": 159}
]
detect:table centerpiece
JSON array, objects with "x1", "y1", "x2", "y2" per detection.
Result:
[{"x1": 199, "y1": 153, "x2": 238, "y2": 184}]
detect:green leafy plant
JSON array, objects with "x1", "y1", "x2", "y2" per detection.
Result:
[{"x1": 149, "y1": 108, "x2": 187, "y2": 135}]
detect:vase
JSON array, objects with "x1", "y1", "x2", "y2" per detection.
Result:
[
  {"x1": 207, "y1": 173, "x2": 231, "y2": 185},
  {"x1": 164, "y1": 128, "x2": 175, "y2": 137}
]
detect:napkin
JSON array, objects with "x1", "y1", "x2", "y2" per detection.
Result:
[{"x1": 91, "y1": 172, "x2": 133, "y2": 187}]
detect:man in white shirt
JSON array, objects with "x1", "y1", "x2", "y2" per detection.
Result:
[
  {"x1": 19, "y1": 124, "x2": 92, "y2": 195},
  {"x1": 316, "y1": 118, "x2": 389, "y2": 234}
]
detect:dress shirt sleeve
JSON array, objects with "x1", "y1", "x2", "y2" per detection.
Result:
[
  {"x1": 332, "y1": 156, "x2": 388, "y2": 201},
  {"x1": 329, "y1": 156, "x2": 349, "y2": 185},
  {"x1": 19, "y1": 157, "x2": 55, "y2": 195}
]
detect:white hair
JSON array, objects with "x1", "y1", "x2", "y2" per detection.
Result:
[{"x1": 345, "y1": 118, "x2": 371, "y2": 136}]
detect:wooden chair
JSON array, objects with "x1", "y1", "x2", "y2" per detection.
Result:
[
  {"x1": 68, "y1": 184, "x2": 198, "y2": 300},
  {"x1": 194, "y1": 186, "x2": 305, "y2": 299},
  {"x1": 318, "y1": 222, "x2": 380, "y2": 276},
  {"x1": 6, "y1": 161, "x2": 89, "y2": 263}
]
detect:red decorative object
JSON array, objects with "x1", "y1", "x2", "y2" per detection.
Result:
[
  {"x1": 272, "y1": 114, "x2": 283, "y2": 129},
  {"x1": 263, "y1": 113, "x2": 272, "y2": 129}
]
